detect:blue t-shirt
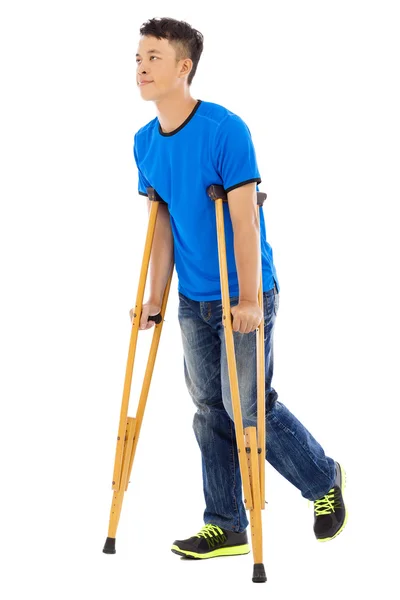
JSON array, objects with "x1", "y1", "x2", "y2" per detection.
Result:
[{"x1": 133, "y1": 99, "x2": 280, "y2": 301}]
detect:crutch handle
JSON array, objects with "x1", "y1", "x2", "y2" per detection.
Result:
[
  {"x1": 206, "y1": 184, "x2": 267, "y2": 206},
  {"x1": 147, "y1": 313, "x2": 163, "y2": 324}
]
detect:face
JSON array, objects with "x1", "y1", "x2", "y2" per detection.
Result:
[{"x1": 136, "y1": 36, "x2": 192, "y2": 101}]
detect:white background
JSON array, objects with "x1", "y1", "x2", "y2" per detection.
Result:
[{"x1": 1, "y1": 0, "x2": 399, "y2": 597}]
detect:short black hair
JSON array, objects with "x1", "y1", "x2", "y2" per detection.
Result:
[{"x1": 139, "y1": 17, "x2": 204, "y2": 86}]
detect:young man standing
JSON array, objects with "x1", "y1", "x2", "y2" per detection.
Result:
[{"x1": 131, "y1": 17, "x2": 347, "y2": 559}]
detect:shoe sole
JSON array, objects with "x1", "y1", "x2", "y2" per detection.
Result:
[
  {"x1": 171, "y1": 544, "x2": 250, "y2": 559},
  {"x1": 317, "y1": 463, "x2": 348, "y2": 542}
]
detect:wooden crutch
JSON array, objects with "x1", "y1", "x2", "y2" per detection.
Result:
[
  {"x1": 206, "y1": 184, "x2": 268, "y2": 583},
  {"x1": 103, "y1": 187, "x2": 172, "y2": 555}
]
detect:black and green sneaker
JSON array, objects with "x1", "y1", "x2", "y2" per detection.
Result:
[
  {"x1": 171, "y1": 524, "x2": 250, "y2": 559},
  {"x1": 312, "y1": 461, "x2": 348, "y2": 542}
]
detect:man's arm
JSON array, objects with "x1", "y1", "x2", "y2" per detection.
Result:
[
  {"x1": 146, "y1": 198, "x2": 174, "y2": 306},
  {"x1": 227, "y1": 182, "x2": 261, "y2": 304}
]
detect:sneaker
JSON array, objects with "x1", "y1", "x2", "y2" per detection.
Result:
[
  {"x1": 171, "y1": 523, "x2": 250, "y2": 559},
  {"x1": 312, "y1": 461, "x2": 348, "y2": 542}
]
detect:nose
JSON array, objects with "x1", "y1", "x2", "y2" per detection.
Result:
[
  {"x1": 137, "y1": 58, "x2": 149, "y2": 73},
  {"x1": 136, "y1": 57, "x2": 152, "y2": 83},
  {"x1": 137, "y1": 65, "x2": 146, "y2": 81},
  {"x1": 137, "y1": 66, "x2": 150, "y2": 81}
]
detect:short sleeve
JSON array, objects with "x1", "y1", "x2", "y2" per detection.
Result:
[
  {"x1": 213, "y1": 115, "x2": 261, "y2": 193},
  {"x1": 133, "y1": 135, "x2": 151, "y2": 197}
]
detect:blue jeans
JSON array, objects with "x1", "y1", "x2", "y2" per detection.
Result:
[{"x1": 178, "y1": 284, "x2": 336, "y2": 533}]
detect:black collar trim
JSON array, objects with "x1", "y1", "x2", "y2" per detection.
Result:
[{"x1": 158, "y1": 99, "x2": 202, "y2": 137}]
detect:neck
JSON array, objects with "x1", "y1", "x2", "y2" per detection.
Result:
[{"x1": 155, "y1": 89, "x2": 198, "y2": 134}]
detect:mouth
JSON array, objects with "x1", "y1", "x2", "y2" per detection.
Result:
[{"x1": 138, "y1": 81, "x2": 153, "y2": 86}]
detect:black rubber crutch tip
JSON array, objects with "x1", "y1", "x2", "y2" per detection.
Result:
[
  {"x1": 103, "y1": 537, "x2": 116, "y2": 554},
  {"x1": 252, "y1": 563, "x2": 267, "y2": 583}
]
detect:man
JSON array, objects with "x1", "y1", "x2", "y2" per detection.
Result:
[{"x1": 131, "y1": 16, "x2": 347, "y2": 559}]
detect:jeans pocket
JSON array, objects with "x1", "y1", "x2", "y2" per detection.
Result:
[{"x1": 178, "y1": 292, "x2": 192, "y2": 318}]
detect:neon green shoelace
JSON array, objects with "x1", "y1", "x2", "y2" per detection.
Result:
[
  {"x1": 195, "y1": 524, "x2": 224, "y2": 539},
  {"x1": 309, "y1": 488, "x2": 339, "y2": 515}
]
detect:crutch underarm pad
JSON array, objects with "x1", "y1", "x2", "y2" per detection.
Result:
[
  {"x1": 206, "y1": 184, "x2": 267, "y2": 207},
  {"x1": 147, "y1": 187, "x2": 168, "y2": 205}
]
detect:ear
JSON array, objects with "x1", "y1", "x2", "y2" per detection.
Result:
[{"x1": 179, "y1": 58, "x2": 193, "y2": 79}]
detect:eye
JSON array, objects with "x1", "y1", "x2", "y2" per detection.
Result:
[{"x1": 136, "y1": 56, "x2": 158, "y2": 63}]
